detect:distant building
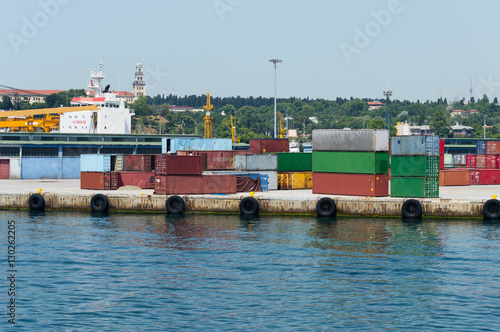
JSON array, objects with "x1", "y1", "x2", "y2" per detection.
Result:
[
  {"x1": 132, "y1": 61, "x2": 146, "y2": 99},
  {"x1": 450, "y1": 124, "x2": 474, "y2": 137},
  {"x1": 409, "y1": 125, "x2": 434, "y2": 135},
  {"x1": 367, "y1": 101, "x2": 385, "y2": 110},
  {"x1": 169, "y1": 106, "x2": 204, "y2": 112},
  {"x1": 396, "y1": 122, "x2": 411, "y2": 136},
  {"x1": 450, "y1": 109, "x2": 480, "y2": 117},
  {"x1": 0, "y1": 89, "x2": 66, "y2": 106}
]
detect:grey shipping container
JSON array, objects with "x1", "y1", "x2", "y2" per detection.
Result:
[
  {"x1": 234, "y1": 154, "x2": 278, "y2": 171},
  {"x1": 203, "y1": 170, "x2": 278, "y2": 190},
  {"x1": 312, "y1": 129, "x2": 389, "y2": 152},
  {"x1": 80, "y1": 154, "x2": 111, "y2": 172},
  {"x1": 391, "y1": 135, "x2": 439, "y2": 156}
]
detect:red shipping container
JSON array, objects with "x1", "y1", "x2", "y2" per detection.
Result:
[
  {"x1": 476, "y1": 169, "x2": 500, "y2": 185},
  {"x1": 470, "y1": 170, "x2": 480, "y2": 185},
  {"x1": 439, "y1": 169, "x2": 471, "y2": 186},
  {"x1": 486, "y1": 155, "x2": 498, "y2": 169},
  {"x1": 497, "y1": 155, "x2": 500, "y2": 169},
  {"x1": 118, "y1": 171, "x2": 155, "y2": 189},
  {"x1": 250, "y1": 138, "x2": 289, "y2": 154},
  {"x1": 177, "y1": 150, "x2": 252, "y2": 170},
  {"x1": 312, "y1": 172, "x2": 389, "y2": 197},
  {"x1": 81, "y1": 172, "x2": 119, "y2": 190},
  {"x1": 155, "y1": 175, "x2": 237, "y2": 194},
  {"x1": 486, "y1": 141, "x2": 500, "y2": 155},
  {"x1": 439, "y1": 154, "x2": 445, "y2": 170},
  {"x1": 155, "y1": 155, "x2": 203, "y2": 175},
  {"x1": 476, "y1": 155, "x2": 486, "y2": 168},
  {"x1": 465, "y1": 154, "x2": 476, "y2": 168},
  {"x1": 439, "y1": 139, "x2": 445, "y2": 154},
  {"x1": 123, "y1": 155, "x2": 153, "y2": 171}
]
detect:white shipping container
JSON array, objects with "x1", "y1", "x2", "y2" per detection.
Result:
[{"x1": 312, "y1": 129, "x2": 389, "y2": 152}]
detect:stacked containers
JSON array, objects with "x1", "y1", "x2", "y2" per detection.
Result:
[
  {"x1": 390, "y1": 135, "x2": 439, "y2": 197},
  {"x1": 486, "y1": 141, "x2": 500, "y2": 168},
  {"x1": 80, "y1": 154, "x2": 119, "y2": 190},
  {"x1": 119, "y1": 154, "x2": 155, "y2": 189},
  {"x1": 234, "y1": 154, "x2": 278, "y2": 190},
  {"x1": 311, "y1": 129, "x2": 390, "y2": 196},
  {"x1": 276, "y1": 153, "x2": 313, "y2": 190}
]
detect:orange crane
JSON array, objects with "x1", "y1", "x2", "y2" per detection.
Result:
[
  {"x1": 0, "y1": 105, "x2": 98, "y2": 132},
  {"x1": 223, "y1": 115, "x2": 240, "y2": 143},
  {"x1": 203, "y1": 92, "x2": 213, "y2": 138},
  {"x1": 279, "y1": 113, "x2": 287, "y2": 138}
]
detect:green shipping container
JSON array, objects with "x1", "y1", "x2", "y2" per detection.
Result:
[
  {"x1": 312, "y1": 151, "x2": 389, "y2": 174},
  {"x1": 391, "y1": 156, "x2": 440, "y2": 177},
  {"x1": 277, "y1": 153, "x2": 313, "y2": 172},
  {"x1": 390, "y1": 176, "x2": 439, "y2": 198}
]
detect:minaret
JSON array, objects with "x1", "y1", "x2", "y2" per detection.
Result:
[{"x1": 133, "y1": 61, "x2": 146, "y2": 100}]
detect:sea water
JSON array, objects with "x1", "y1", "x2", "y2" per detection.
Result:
[{"x1": 1, "y1": 210, "x2": 499, "y2": 331}]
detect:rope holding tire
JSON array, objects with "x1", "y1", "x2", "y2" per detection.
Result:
[
  {"x1": 240, "y1": 197, "x2": 259, "y2": 216},
  {"x1": 402, "y1": 199, "x2": 422, "y2": 219},
  {"x1": 29, "y1": 193, "x2": 45, "y2": 211},
  {"x1": 483, "y1": 199, "x2": 500, "y2": 220},
  {"x1": 317, "y1": 197, "x2": 336, "y2": 218},
  {"x1": 166, "y1": 195, "x2": 185, "y2": 214},
  {"x1": 91, "y1": 194, "x2": 109, "y2": 213}
]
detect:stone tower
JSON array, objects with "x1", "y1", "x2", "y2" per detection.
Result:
[{"x1": 133, "y1": 61, "x2": 146, "y2": 100}]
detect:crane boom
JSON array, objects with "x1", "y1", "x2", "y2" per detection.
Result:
[
  {"x1": 203, "y1": 92, "x2": 213, "y2": 138},
  {"x1": 0, "y1": 105, "x2": 99, "y2": 117}
]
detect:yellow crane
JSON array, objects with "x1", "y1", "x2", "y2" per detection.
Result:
[
  {"x1": 203, "y1": 92, "x2": 213, "y2": 138},
  {"x1": 279, "y1": 113, "x2": 287, "y2": 138},
  {"x1": 223, "y1": 115, "x2": 240, "y2": 144},
  {"x1": 0, "y1": 105, "x2": 99, "y2": 132}
]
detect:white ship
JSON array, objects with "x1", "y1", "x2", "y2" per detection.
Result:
[{"x1": 59, "y1": 58, "x2": 134, "y2": 134}]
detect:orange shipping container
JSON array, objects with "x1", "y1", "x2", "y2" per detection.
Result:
[
  {"x1": 439, "y1": 169, "x2": 471, "y2": 186},
  {"x1": 312, "y1": 172, "x2": 388, "y2": 197}
]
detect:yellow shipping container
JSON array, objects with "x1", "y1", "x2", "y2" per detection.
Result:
[{"x1": 278, "y1": 172, "x2": 313, "y2": 190}]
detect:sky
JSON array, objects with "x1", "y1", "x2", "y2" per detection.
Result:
[{"x1": 1, "y1": 0, "x2": 500, "y2": 103}]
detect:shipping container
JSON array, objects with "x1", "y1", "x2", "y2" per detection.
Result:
[
  {"x1": 486, "y1": 141, "x2": 500, "y2": 155},
  {"x1": 80, "y1": 154, "x2": 111, "y2": 172},
  {"x1": 390, "y1": 176, "x2": 439, "y2": 198},
  {"x1": 390, "y1": 156, "x2": 439, "y2": 177},
  {"x1": 470, "y1": 170, "x2": 480, "y2": 185},
  {"x1": 80, "y1": 171, "x2": 118, "y2": 190},
  {"x1": 122, "y1": 154, "x2": 153, "y2": 171},
  {"x1": 276, "y1": 153, "x2": 313, "y2": 172},
  {"x1": 117, "y1": 171, "x2": 155, "y2": 189},
  {"x1": 234, "y1": 154, "x2": 278, "y2": 171},
  {"x1": 439, "y1": 169, "x2": 471, "y2": 186},
  {"x1": 465, "y1": 154, "x2": 476, "y2": 168},
  {"x1": 476, "y1": 141, "x2": 486, "y2": 155},
  {"x1": 312, "y1": 129, "x2": 389, "y2": 152},
  {"x1": 163, "y1": 138, "x2": 233, "y2": 154},
  {"x1": 278, "y1": 172, "x2": 313, "y2": 190},
  {"x1": 155, "y1": 155, "x2": 203, "y2": 175},
  {"x1": 312, "y1": 151, "x2": 389, "y2": 174},
  {"x1": 312, "y1": 172, "x2": 389, "y2": 197},
  {"x1": 391, "y1": 135, "x2": 439, "y2": 156},
  {"x1": 202, "y1": 170, "x2": 278, "y2": 190},
  {"x1": 439, "y1": 139, "x2": 445, "y2": 154},
  {"x1": 439, "y1": 154, "x2": 445, "y2": 170},
  {"x1": 154, "y1": 174, "x2": 237, "y2": 194},
  {"x1": 476, "y1": 154, "x2": 486, "y2": 168},
  {"x1": 473, "y1": 169, "x2": 500, "y2": 185},
  {"x1": 486, "y1": 155, "x2": 498, "y2": 169},
  {"x1": 250, "y1": 138, "x2": 289, "y2": 154},
  {"x1": 177, "y1": 150, "x2": 252, "y2": 170},
  {"x1": 444, "y1": 154, "x2": 453, "y2": 166}
]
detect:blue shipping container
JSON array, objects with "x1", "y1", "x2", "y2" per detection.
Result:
[
  {"x1": 163, "y1": 138, "x2": 232, "y2": 153},
  {"x1": 477, "y1": 141, "x2": 486, "y2": 155},
  {"x1": 80, "y1": 154, "x2": 111, "y2": 172},
  {"x1": 391, "y1": 136, "x2": 439, "y2": 156}
]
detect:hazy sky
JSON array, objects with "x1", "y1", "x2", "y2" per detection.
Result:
[{"x1": 1, "y1": 0, "x2": 499, "y2": 102}]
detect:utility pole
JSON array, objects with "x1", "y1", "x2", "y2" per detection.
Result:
[
  {"x1": 383, "y1": 90, "x2": 393, "y2": 130},
  {"x1": 158, "y1": 109, "x2": 162, "y2": 135},
  {"x1": 269, "y1": 58, "x2": 283, "y2": 138}
]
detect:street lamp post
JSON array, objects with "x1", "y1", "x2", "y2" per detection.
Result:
[
  {"x1": 269, "y1": 58, "x2": 283, "y2": 138},
  {"x1": 383, "y1": 90, "x2": 393, "y2": 130}
]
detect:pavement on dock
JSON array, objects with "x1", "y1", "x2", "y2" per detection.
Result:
[{"x1": 0, "y1": 179, "x2": 498, "y2": 201}]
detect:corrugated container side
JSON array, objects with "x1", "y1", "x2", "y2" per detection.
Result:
[
  {"x1": 477, "y1": 169, "x2": 500, "y2": 185},
  {"x1": 465, "y1": 154, "x2": 476, "y2": 168},
  {"x1": 312, "y1": 151, "x2": 389, "y2": 174},
  {"x1": 246, "y1": 154, "x2": 278, "y2": 171},
  {"x1": 486, "y1": 155, "x2": 498, "y2": 169},
  {"x1": 80, "y1": 171, "x2": 118, "y2": 190},
  {"x1": 390, "y1": 156, "x2": 439, "y2": 177},
  {"x1": 80, "y1": 154, "x2": 111, "y2": 172},
  {"x1": 155, "y1": 155, "x2": 203, "y2": 175},
  {"x1": 439, "y1": 139, "x2": 445, "y2": 154},
  {"x1": 233, "y1": 154, "x2": 247, "y2": 171},
  {"x1": 476, "y1": 141, "x2": 486, "y2": 155},
  {"x1": 277, "y1": 153, "x2": 313, "y2": 172},
  {"x1": 390, "y1": 177, "x2": 439, "y2": 198},
  {"x1": 439, "y1": 154, "x2": 445, "y2": 170},
  {"x1": 312, "y1": 129, "x2": 389, "y2": 152},
  {"x1": 122, "y1": 155, "x2": 153, "y2": 171},
  {"x1": 278, "y1": 172, "x2": 313, "y2": 190},
  {"x1": 444, "y1": 154, "x2": 452, "y2": 165},
  {"x1": 390, "y1": 136, "x2": 426, "y2": 156},
  {"x1": 250, "y1": 138, "x2": 289, "y2": 154},
  {"x1": 163, "y1": 175, "x2": 237, "y2": 194},
  {"x1": 439, "y1": 169, "x2": 471, "y2": 186},
  {"x1": 476, "y1": 155, "x2": 486, "y2": 168},
  {"x1": 312, "y1": 172, "x2": 389, "y2": 197},
  {"x1": 169, "y1": 138, "x2": 233, "y2": 153},
  {"x1": 117, "y1": 171, "x2": 155, "y2": 189},
  {"x1": 470, "y1": 170, "x2": 480, "y2": 185},
  {"x1": 424, "y1": 135, "x2": 440, "y2": 156},
  {"x1": 486, "y1": 141, "x2": 500, "y2": 155}
]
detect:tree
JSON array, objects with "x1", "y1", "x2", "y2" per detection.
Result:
[
  {"x1": 131, "y1": 96, "x2": 151, "y2": 116},
  {"x1": 430, "y1": 110, "x2": 450, "y2": 138},
  {"x1": 1, "y1": 96, "x2": 13, "y2": 110}
]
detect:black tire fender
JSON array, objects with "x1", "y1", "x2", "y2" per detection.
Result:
[
  {"x1": 483, "y1": 199, "x2": 500, "y2": 220},
  {"x1": 29, "y1": 193, "x2": 45, "y2": 210},
  {"x1": 91, "y1": 194, "x2": 109, "y2": 212},
  {"x1": 239, "y1": 197, "x2": 259, "y2": 215},
  {"x1": 166, "y1": 196, "x2": 185, "y2": 214},
  {"x1": 317, "y1": 197, "x2": 336, "y2": 218},
  {"x1": 402, "y1": 199, "x2": 422, "y2": 219}
]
